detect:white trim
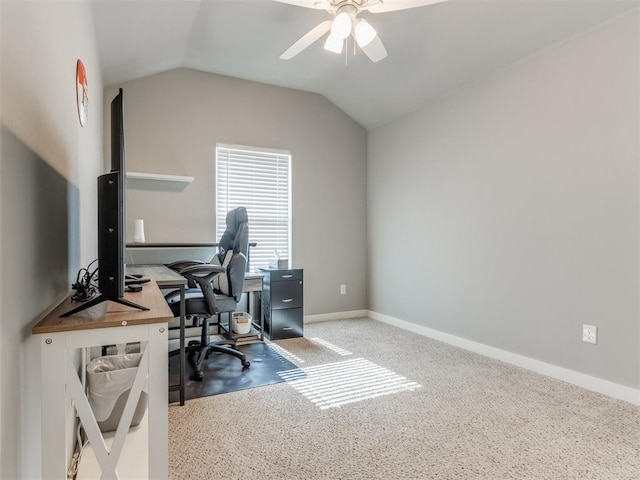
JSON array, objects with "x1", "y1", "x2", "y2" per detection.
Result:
[
  {"x1": 216, "y1": 142, "x2": 291, "y2": 157},
  {"x1": 304, "y1": 310, "x2": 368, "y2": 323},
  {"x1": 367, "y1": 310, "x2": 640, "y2": 406}
]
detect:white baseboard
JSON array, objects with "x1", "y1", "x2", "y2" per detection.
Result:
[
  {"x1": 304, "y1": 310, "x2": 368, "y2": 324},
  {"x1": 368, "y1": 310, "x2": 640, "y2": 406}
]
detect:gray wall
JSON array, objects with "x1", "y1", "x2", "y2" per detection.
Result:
[
  {"x1": 106, "y1": 69, "x2": 368, "y2": 315},
  {"x1": 367, "y1": 11, "x2": 639, "y2": 388},
  {"x1": 0, "y1": 1, "x2": 104, "y2": 477}
]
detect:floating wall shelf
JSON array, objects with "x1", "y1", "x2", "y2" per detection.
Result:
[
  {"x1": 127, "y1": 172, "x2": 194, "y2": 183},
  {"x1": 126, "y1": 172, "x2": 194, "y2": 192}
]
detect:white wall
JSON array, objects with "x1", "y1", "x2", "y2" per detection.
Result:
[
  {"x1": 0, "y1": 1, "x2": 104, "y2": 477},
  {"x1": 368, "y1": 11, "x2": 639, "y2": 388},
  {"x1": 106, "y1": 69, "x2": 368, "y2": 315}
]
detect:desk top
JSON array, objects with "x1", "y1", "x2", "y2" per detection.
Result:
[
  {"x1": 127, "y1": 264, "x2": 187, "y2": 287},
  {"x1": 32, "y1": 279, "x2": 173, "y2": 335}
]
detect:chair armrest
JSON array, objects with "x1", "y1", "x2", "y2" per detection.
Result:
[
  {"x1": 179, "y1": 264, "x2": 226, "y2": 316},
  {"x1": 166, "y1": 259, "x2": 205, "y2": 272},
  {"x1": 166, "y1": 260, "x2": 211, "y2": 289},
  {"x1": 179, "y1": 264, "x2": 225, "y2": 279},
  {"x1": 179, "y1": 264, "x2": 225, "y2": 293}
]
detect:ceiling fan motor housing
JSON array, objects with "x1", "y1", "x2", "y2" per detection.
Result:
[
  {"x1": 335, "y1": 3, "x2": 358, "y2": 15},
  {"x1": 327, "y1": 0, "x2": 383, "y2": 13}
]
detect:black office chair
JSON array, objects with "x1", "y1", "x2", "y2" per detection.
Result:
[{"x1": 165, "y1": 207, "x2": 251, "y2": 381}]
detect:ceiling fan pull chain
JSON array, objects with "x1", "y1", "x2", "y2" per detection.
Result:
[{"x1": 345, "y1": 37, "x2": 348, "y2": 66}]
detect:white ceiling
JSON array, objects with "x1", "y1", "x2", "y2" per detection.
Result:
[{"x1": 92, "y1": 0, "x2": 638, "y2": 129}]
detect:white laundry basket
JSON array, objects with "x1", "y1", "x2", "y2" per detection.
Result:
[
  {"x1": 86, "y1": 353, "x2": 148, "y2": 433},
  {"x1": 231, "y1": 311, "x2": 252, "y2": 335}
]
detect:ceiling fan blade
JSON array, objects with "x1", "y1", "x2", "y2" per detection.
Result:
[
  {"x1": 280, "y1": 20, "x2": 332, "y2": 60},
  {"x1": 273, "y1": 0, "x2": 330, "y2": 10},
  {"x1": 360, "y1": 35, "x2": 387, "y2": 63},
  {"x1": 364, "y1": 0, "x2": 448, "y2": 13}
]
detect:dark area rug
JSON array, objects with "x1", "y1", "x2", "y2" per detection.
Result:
[{"x1": 168, "y1": 342, "x2": 301, "y2": 402}]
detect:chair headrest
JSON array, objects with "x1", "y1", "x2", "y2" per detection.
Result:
[
  {"x1": 218, "y1": 207, "x2": 249, "y2": 257},
  {"x1": 226, "y1": 207, "x2": 248, "y2": 236}
]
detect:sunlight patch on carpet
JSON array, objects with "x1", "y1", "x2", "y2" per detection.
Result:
[
  {"x1": 278, "y1": 358, "x2": 421, "y2": 409},
  {"x1": 267, "y1": 342, "x2": 305, "y2": 363},
  {"x1": 309, "y1": 337, "x2": 353, "y2": 356}
]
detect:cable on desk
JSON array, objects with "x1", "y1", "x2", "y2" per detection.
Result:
[{"x1": 70, "y1": 259, "x2": 99, "y2": 303}]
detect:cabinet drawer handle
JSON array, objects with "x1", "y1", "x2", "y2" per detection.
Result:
[
  {"x1": 282, "y1": 298, "x2": 293, "y2": 303},
  {"x1": 281, "y1": 274, "x2": 293, "y2": 278},
  {"x1": 282, "y1": 327, "x2": 293, "y2": 330}
]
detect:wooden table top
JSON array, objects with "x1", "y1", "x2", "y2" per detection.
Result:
[{"x1": 32, "y1": 279, "x2": 173, "y2": 335}]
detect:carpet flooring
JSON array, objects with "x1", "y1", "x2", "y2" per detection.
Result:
[{"x1": 168, "y1": 318, "x2": 639, "y2": 479}]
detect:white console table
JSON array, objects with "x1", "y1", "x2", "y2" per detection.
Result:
[{"x1": 33, "y1": 280, "x2": 173, "y2": 479}]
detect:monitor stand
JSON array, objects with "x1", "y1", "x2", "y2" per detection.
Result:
[{"x1": 61, "y1": 294, "x2": 149, "y2": 317}]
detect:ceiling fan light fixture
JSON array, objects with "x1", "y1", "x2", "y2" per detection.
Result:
[
  {"x1": 355, "y1": 19, "x2": 377, "y2": 48},
  {"x1": 331, "y1": 11, "x2": 353, "y2": 39},
  {"x1": 324, "y1": 33, "x2": 344, "y2": 54},
  {"x1": 279, "y1": 0, "x2": 438, "y2": 62}
]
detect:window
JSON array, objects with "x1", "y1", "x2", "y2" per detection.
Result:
[{"x1": 216, "y1": 144, "x2": 291, "y2": 271}]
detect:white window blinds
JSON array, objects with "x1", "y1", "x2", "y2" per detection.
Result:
[{"x1": 216, "y1": 144, "x2": 291, "y2": 271}]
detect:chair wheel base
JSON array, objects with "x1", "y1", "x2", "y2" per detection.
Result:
[
  {"x1": 191, "y1": 371, "x2": 204, "y2": 382},
  {"x1": 242, "y1": 361, "x2": 250, "y2": 369}
]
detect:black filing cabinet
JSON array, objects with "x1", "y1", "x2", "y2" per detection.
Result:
[{"x1": 260, "y1": 268, "x2": 303, "y2": 340}]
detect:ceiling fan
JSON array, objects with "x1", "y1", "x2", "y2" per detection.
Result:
[{"x1": 275, "y1": 0, "x2": 447, "y2": 63}]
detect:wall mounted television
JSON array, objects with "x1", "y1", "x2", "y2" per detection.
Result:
[{"x1": 62, "y1": 88, "x2": 147, "y2": 317}]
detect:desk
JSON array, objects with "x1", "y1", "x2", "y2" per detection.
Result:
[
  {"x1": 33, "y1": 280, "x2": 172, "y2": 479},
  {"x1": 127, "y1": 265, "x2": 187, "y2": 405}
]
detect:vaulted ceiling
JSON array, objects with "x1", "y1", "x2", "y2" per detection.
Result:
[{"x1": 92, "y1": 0, "x2": 638, "y2": 129}]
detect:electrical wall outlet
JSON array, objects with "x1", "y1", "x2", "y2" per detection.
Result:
[
  {"x1": 582, "y1": 324, "x2": 597, "y2": 344},
  {"x1": 340, "y1": 284, "x2": 346, "y2": 295}
]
